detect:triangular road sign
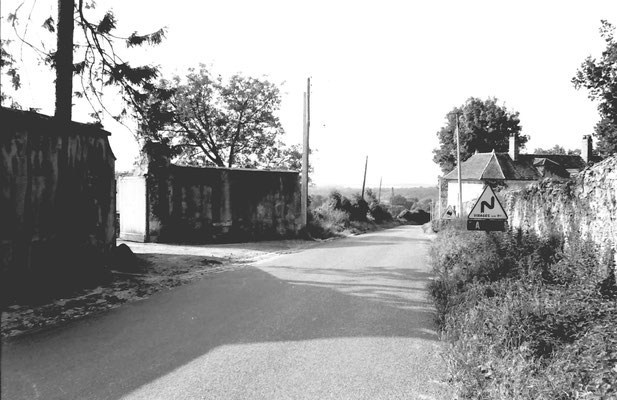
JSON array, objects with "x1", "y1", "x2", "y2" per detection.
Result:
[
  {"x1": 442, "y1": 205, "x2": 456, "y2": 219},
  {"x1": 468, "y1": 185, "x2": 508, "y2": 220}
]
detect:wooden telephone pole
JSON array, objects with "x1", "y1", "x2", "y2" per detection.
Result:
[
  {"x1": 455, "y1": 114, "x2": 463, "y2": 217},
  {"x1": 361, "y1": 156, "x2": 368, "y2": 199},
  {"x1": 301, "y1": 78, "x2": 311, "y2": 227}
]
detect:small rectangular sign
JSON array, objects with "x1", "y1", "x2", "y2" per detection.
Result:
[{"x1": 467, "y1": 219, "x2": 506, "y2": 231}]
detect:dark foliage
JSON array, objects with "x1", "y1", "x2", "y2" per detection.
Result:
[
  {"x1": 136, "y1": 65, "x2": 301, "y2": 169},
  {"x1": 573, "y1": 20, "x2": 617, "y2": 157},
  {"x1": 2, "y1": 0, "x2": 166, "y2": 123},
  {"x1": 370, "y1": 203, "x2": 393, "y2": 223},
  {"x1": 428, "y1": 226, "x2": 617, "y2": 398},
  {"x1": 433, "y1": 97, "x2": 526, "y2": 173}
]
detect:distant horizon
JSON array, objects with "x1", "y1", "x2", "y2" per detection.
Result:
[{"x1": 310, "y1": 182, "x2": 437, "y2": 190}]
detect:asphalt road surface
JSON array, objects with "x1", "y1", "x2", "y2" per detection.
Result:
[{"x1": 1, "y1": 225, "x2": 452, "y2": 400}]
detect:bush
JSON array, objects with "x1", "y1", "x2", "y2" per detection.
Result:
[
  {"x1": 428, "y1": 226, "x2": 617, "y2": 399},
  {"x1": 307, "y1": 200, "x2": 350, "y2": 238},
  {"x1": 369, "y1": 203, "x2": 393, "y2": 223},
  {"x1": 307, "y1": 191, "x2": 397, "y2": 238}
]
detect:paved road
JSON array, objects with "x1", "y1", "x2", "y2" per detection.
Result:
[{"x1": 1, "y1": 225, "x2": 451, "y2": 400}]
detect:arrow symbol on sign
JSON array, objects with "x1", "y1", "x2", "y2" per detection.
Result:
[{"x1": 480, "y1": 196, "x2": 495, "y2": 213}]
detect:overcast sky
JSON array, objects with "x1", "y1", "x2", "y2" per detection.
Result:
[{"x1": 3, "y1": 0, "x2": 616, "y2": 187}]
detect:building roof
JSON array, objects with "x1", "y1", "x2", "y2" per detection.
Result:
[
  {"x1": 1, "y1": 106, "x2": 112, "y2": 137},
  {"x1": 443, "y1": 151, "x2": 586, "y2": 181}
]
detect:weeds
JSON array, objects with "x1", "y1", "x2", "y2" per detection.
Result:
[
  {"x1": 307, "y1": 191, "x2": 395, "y2": 238},
  {"x1": 428, "y1": 225, "x2": 617, "y2": 399}
]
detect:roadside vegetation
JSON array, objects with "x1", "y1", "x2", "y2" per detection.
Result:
[
  {"x1": 428, "y1": 225, "x2": 617, "y2": 399},
  {"x1": 307, "y1": 190, "x2": 397, "y2": 238}
]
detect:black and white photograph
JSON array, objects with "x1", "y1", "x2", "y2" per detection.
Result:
[{"x1": 1, "y1": 0, "x2": 616, "y2": 398}]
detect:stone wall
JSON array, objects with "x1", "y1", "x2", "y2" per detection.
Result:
[
  {"x1": 503, "y1": 156, "x2": 617, "y2": 263},
  {"x1": 139, "y1": 152, "x2": 302, "y2": 243},
  {"x1": 1, "y1": 107, "x2": 116, "y2": 301}
]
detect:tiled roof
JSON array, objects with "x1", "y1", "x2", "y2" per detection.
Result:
[
  {"x1": 519, "y1": 154, "x2": 586, "y2": 171},
  {"x1": 444, "y1": 152, "x2": 586, "y2": 181}
]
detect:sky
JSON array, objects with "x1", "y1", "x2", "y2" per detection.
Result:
[{"x1": 2, "y1": 0, "x2": 616, "y2": 188}]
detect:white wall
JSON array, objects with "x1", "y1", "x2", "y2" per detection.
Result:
[
  {"x1": 117, "y1": 176, "x2": 147, "y2": 242},
  {"x1": 446, "y1": 181, "x2": 484, "y2": 216}
]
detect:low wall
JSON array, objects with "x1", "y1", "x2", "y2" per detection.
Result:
[
  {"x1": 143, "y1": 161, "x2": 302, "y2": 243},
  {"x1": 1, "y1": 107, "x2": 116, "y2": 301},
  {"x1": 503, "y1": 156, "x2": 617, "y2": 263}
]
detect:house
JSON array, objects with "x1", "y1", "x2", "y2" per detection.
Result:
[{"x1": 440, "y1": 134, "x2": 595, "y2": 217}]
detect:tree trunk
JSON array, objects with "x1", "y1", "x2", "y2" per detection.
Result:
[{"x1": 55, "y1": 0, "x2": 74, "y2": 121}]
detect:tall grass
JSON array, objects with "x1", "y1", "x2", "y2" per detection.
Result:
[
  {"x1": 307, "y1": 191, "x2": 394, "y2": 238},
  {"x1": 428, "y1": 225, "x2": 617, "y2": 399}
]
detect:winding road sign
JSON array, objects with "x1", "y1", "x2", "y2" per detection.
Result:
[
  {"x1": 467, "y1": 185, "x2": 507, "y2": 231},
  {"x1": 468, "y1": 185, "x2": 507, "y2": 220}
]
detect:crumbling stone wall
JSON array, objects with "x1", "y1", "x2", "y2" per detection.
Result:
[
  {"x1": 139, "y1": 149, "x2": 302, "y2": 243},
  {"x1": 503, "y1": 156, "x2": 617, "y2": 263},
  {"x1": 1, "y1": 107, "x2": 116, "y2": 301}
]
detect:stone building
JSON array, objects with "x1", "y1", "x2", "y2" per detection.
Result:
[
  {"x1": 441, "y1": 134, "x2": 596, "y2": 217},
  {"x1": 117, "y1": 145, "x2": 302, "y2": 243},
  {"x1": 1, "y1": 107, "x2": 116, "y2": 301}
]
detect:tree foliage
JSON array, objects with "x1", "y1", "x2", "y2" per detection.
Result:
[
  {"x1": 139, "y1": 65, "x2": 297, "y2": 169},
  {"x1": 573, "y1": 20, "x2": 617, "y2": 157},
  {"x1": 390, "y1": 194, "x2": 411, "y2": 207},
  {"x1": 0, "y1": 39, "x2": 21, "y2": 107},
  {"x1": 1, "y1": 0, "x2": 165, "y2": 121},
  {"x1": 533, "y1": 144, "x2": 581, "y2": 155},
  {"x1": 433, "y1": 97, "x2": 526, "y2": 173}
]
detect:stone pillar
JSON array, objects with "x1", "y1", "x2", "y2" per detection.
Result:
[
  {"x1": 220, "y1": 169, "x2": 233, "y2": 234},
  {"x1": 142, "y1": 142, "x2": 171, "y2": 242}
]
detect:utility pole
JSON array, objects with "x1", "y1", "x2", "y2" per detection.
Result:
[
  {"x1": 301, "y1": 78, "x2": 310, "y2": 227},
  {"x1": 454, "y1": 114, "x2": 463, "y2": 217},
  {"x1": 378, "y1": 177, "x2": 382, "y2": 203},
  {"x1": 361, "y1": 156, "x2": 368, "y2": 199},
  {"x1": 437, "y1": 176, "x2": 442, "y2": 219}
]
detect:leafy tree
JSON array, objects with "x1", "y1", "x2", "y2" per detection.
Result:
[
  {"x1": 140, "y1": 65, "x2": 291, "y2": 169},
  {"x1": 0, "y1": 39, "x2": 21, "y2": 107},
  {"x1": 364, "y1": 188, "x2": 378, "y2": 204},
  {"x1": 533, "y1": 145, "x2": 581, "y2": 155},
  {"x1": 390, "y1": 194, "x2": 417, "y2": 209},
  {"x1": 592, "y1": 118, "x2": 617, "y2": 156},
  {"x1": 433, "y1": 97, "x2": 526, "y2": 173},
  {"x1": 309, "y1": 194, "x2": 326, "y2": 209},
  {"x1": 413, "y1": 198, "x2": 433, "y2": 212},
  {"x1": 573, "y1": 20, "x2": 617, "y2": 157},
  {"x1": 260, "y1": 143, "x2": 314, "y2": 173},
  {"x1": 389, "y1": 194, "x2": 408, "y2": 207},
  {"x1": 2, "y1": 0, "x2": 165, "y2": 121}
]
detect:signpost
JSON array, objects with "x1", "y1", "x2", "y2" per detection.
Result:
[
  {"x1": 467, "y1": 185, "x2": 508, "y2": 231},
  {"x1": 442, "y1": 205, "x2": 456, "y2": 219}
]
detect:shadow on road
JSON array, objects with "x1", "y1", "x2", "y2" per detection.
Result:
[{"x1": 1, "y1": 228, "x2": 442, "y2": 400}]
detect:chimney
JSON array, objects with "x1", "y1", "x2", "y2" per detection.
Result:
[
  {"x1": 582, "y1": 135, "x2": 592, "y2": 163},
  {"x1": 509, "y1": 133, "x2": 519, "y2": 161}
]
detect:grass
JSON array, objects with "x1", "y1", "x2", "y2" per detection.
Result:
[{"x1": 428, "y1": 225, "x2": 617, "y2": 399}]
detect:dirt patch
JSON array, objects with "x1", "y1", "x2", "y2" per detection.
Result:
[{"x1": 1, "y1": 239, "x2": 316, "y2": 338}]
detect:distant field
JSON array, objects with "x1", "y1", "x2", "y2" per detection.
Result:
[{"x1": 309, "y1": 185, "x2": 438, "y2": 201}]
